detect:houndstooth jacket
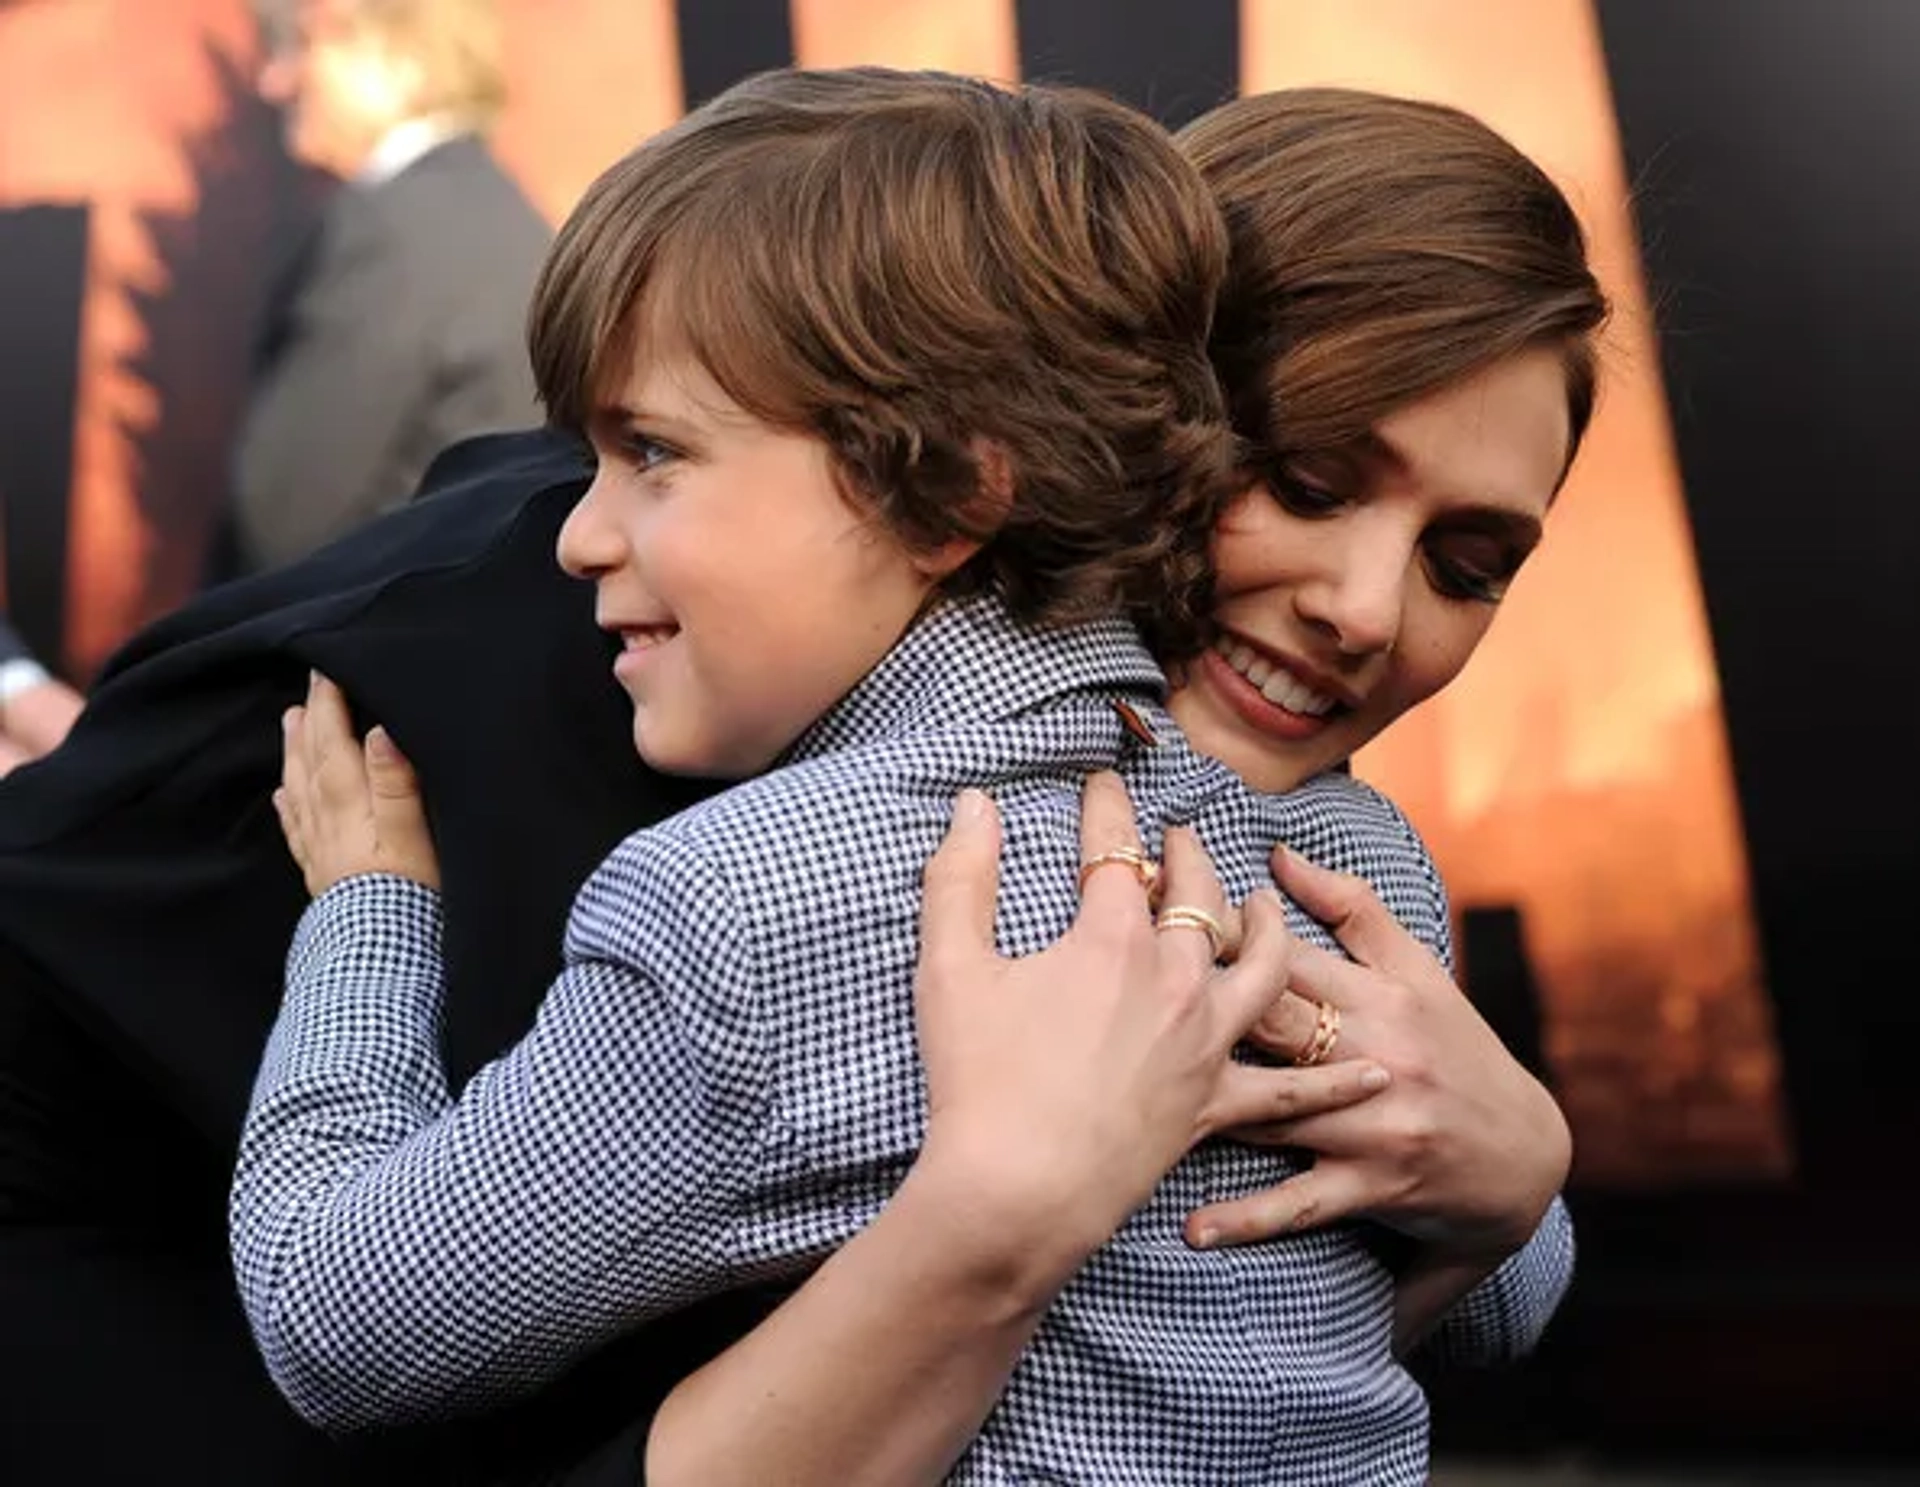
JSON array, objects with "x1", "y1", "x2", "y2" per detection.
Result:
[{"x1": 233, "y1": 592, "x2": 1573, "y2": 1484}]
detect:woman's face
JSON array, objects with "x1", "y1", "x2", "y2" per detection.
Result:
[{"x1": 1168, "y1": 347, "x2": 1573, "y2": 794}]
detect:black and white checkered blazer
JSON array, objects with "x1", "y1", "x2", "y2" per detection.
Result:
[{"x1": 234, "y1": 593, "x2": 1572, "y2": 1483}]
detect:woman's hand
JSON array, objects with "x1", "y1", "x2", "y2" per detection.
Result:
[
  {"x1": 646, "y1": 779, "x2": 1402, "y2": 1487},
  {"x1": 912, "y1": 772, "x2": 1393, "y2": 1270},
  {"x1": 274, "y1": 671, "x2": 441, "y2": 897},
  {"x1": 1188, "y1": 845, "x2": 1570, "y2": 1264}
]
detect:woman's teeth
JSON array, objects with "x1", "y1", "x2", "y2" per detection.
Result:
[{"x1": 1214, "y1": 636, "x2": 1337, "y2": 716}]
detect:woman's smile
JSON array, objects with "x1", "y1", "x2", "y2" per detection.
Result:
[{"x1": 1195, "y1": 642, "x2": 1345, "y2": 743}]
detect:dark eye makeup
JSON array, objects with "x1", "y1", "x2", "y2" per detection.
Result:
[{"x1": 1265, "y1": 451, "x2": 1539, "y2": 605}]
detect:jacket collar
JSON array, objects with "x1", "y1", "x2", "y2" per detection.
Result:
[{"x1": 779, "y1": 591, "x2": 1164, "y2": 767}]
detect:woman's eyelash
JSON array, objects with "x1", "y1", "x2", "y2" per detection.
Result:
[
  {"x1": 1424, "y1": 548, "x2": 1518, "y2": 603},
  {"x1": 1271, "y1": 473, "x2": 1346, "y2": 517}
]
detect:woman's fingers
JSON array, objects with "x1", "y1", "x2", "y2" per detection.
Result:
[
  {"x1": 1202, "y1": 1058, "x2": 1390, "y2": 1138},
  {"x1": 1077, "y1": 770, "x2": 1155, "y2": 919},
  {"x1": 1245, "y1": 987, "x2": 1330, "y2": 1062},
  {"x1": 1272, "y1": 845, "x2": 1426, "y2": 982},
  {"x1": 1280, "y1": 939, "x2": 1381, "y2": 1011},
  {"x1": 1205, "y1": 887, "x2": 1298, "y2": 1043},
  {"x1": 1186, "y1": 1160, "x2": 1379, "y2": 1249},
  {"x1": 1153, "y1": 825, "x2": 1230, "y2": 977},
  {"x1": 920, "y1": 790, "x2": 1005, "y2": 979}
]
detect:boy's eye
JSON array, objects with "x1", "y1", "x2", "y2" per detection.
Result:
[{"x1": 618, "y1": 433, "x2": 678, "y2": 474}]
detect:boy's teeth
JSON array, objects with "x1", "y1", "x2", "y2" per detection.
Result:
[{"x1": 1214, "y1": 635, "x2": 1338, "y2": 717}]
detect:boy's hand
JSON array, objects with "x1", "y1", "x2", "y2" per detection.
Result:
[{"x1": 274, "y1": 671, "x2": 441, "y2": 896}]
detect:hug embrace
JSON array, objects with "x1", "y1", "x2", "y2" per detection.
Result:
[{"x1": 4, "y1": 64, "x2": 1605, "y2": 1487}]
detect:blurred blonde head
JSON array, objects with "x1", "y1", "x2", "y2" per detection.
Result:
[{"x1": 256, "y1": 0, "x2": 507, "y2": 176}]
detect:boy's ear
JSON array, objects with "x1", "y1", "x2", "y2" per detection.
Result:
[{"x1": 910, "y1": 438, "x2": 1012, "y2": 580}]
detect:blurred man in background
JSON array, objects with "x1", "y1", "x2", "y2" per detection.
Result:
[{"x1": 229, "y1": 0, "x2": 549, "y2": 575}]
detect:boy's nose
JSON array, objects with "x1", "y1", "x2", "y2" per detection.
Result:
[{"x1": 555, "y1": 474, "x2": 626, "y2": 580}]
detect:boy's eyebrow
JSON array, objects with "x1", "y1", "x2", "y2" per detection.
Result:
[{"x1": 589, "y1": 401, "x2": 702, "y2": 439}]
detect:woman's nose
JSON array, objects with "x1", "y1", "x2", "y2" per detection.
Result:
[{"x1": 1294, "y1": 531, "x2": 1408, "y2": 659}]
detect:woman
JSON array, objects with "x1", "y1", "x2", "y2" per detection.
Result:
[
  {"x1": 275, "y1": 86, "x2": 1606, "y2": 1485},
  {"x1": 639, "y1": 85, "x2": 1606, "y2": 1485}
]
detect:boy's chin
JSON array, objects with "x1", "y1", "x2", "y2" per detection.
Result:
[{"x1": 630, "y1": 715, "x2": 765, "y2": 782}]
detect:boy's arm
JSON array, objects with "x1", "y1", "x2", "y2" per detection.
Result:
[
  {"x1": 230, "y1": 837, "x2": 762, "y2": 1433},
  {"x1": 1401, "y1": 1196, "x2": 1575, "y2": 1363},
  {"x1": 1389, "y1": 819, "x2": 1574, "y2": 1364}
]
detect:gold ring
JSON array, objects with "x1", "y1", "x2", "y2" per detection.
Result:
[
  {"x1": 1077, "y1": 846, "x2": 1159, "y2": 896},
  {"x1": 1155, "y1": 904, "x2": 1226, "y2": 960},
  {"x1": 1294, "y1": 1000, "x2": 1341, "y2": 1066}
]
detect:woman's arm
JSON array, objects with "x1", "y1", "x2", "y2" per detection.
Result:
[{"x1": 644, "y1": 778, "x2": 1395, "y2": 1487}]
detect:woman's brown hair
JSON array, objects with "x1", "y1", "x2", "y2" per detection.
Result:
[
  {"x1": 1178, "y1": 88, "x2": 1610, "y2": 485},
  {"x1": 530, "y1": 67, "x2": 1237, "y2": 660}
]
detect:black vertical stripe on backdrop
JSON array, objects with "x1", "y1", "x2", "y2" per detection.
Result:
[
  {"x1": 1595, "y1": 0, "x2": 1920, "y2": 1185},
  {"x1": 1015, "y1": 0, "x2": 1238, "y2": 128},
  {"x1": 0, "y1": 205, "x2": 86, "y2": 677},
  {"x1": 675, "y1": 0, "x2": 794, "y2": 110}
]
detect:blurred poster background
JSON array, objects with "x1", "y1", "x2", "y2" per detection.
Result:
[{"x1": 2, "y1": 0, "x2": 1914, "y2": 1463}]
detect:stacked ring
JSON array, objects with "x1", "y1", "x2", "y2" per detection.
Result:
[
  {"x1": 1077, "y1": 845, "x2": 1160, "y2": 896},
  {"x1": 1154, "y1": 903, "x2": 1227, "y2": 960},
  {"x1": 1294, "y1": 1000, "x2": 1341, "y2": 1066}
]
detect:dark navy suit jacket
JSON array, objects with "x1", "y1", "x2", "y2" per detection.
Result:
[{"x1": 0, "y1": 430, "x2": 782, "y2": 1484}]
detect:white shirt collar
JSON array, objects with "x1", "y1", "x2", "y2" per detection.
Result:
[{"x1": 354, "y1": 114, "x2": 470, "y2": 189}]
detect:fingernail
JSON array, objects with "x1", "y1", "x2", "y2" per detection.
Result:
[
  {"x1": 1359, "y1": 1064, "x2": 1391, "y2": 1092},
  {"x1": 366, "y1": 726, "x2": 394, "y2": 761},
  {"x1": 1190, "y1": 1224, "x2": 1219, "y2": 1251},
  {"x1": 955, "y1": 788, "x2": 988, "y2": 824}
]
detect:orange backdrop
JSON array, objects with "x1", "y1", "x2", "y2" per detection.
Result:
[{"x1": 0, "y1": 0, "x2": 1785, "y2": 1186}]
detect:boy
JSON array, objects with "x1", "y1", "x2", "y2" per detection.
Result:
[{"x1": 237, "y1": 68, "x2": 1446, "y2": 1483}]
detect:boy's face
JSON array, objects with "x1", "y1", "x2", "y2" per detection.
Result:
[{"x1": 561, "y1": 351, "x2": 946, "y2": 778}]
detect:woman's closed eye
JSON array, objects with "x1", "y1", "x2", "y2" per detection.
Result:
[
  {"x1": 1422, "y1": 531, "x2": 1529, "y2": 603},
  {"x1": 1266, "y1": 456, "x2": 1359, "y2": 519}
]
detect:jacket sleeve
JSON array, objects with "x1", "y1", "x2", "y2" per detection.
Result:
[
  {"x1": 1416, "y1": 1196, "x2": 1575, "y2": 1366},
  {"x1": 1384, "y1": 792, "x2": 1576, "y2": 1365},
  {"x1": 230, "y1": 832, "x2": 766, "y2": 1433}
]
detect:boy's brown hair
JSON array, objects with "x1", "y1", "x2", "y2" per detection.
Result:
[
  {"x1": 529, "y1": 67, "x2": 1235, "y2": 660},
  {"x1": 1178, "y1": 88, "x2": 1610, "y2": 488}
]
